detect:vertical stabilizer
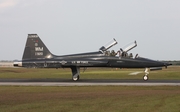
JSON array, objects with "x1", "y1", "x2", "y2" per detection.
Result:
[{"x1": 22, "y1": 34, "x2": 53, "y2": 60}]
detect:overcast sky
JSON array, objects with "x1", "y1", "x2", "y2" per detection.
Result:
[{"x1": 0, "y1": 0, "x2": 180, "y2": 60}]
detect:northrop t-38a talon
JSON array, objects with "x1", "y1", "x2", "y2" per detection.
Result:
[{"x1": 14, "y1": 34, "x2": 171, "y2": 81}]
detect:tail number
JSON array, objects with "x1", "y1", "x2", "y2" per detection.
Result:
[
  {"x1": 35, "y1": 47, "x2": 44, "y2": 56},
  {"x1": 35, "y1": 52, "x2": 43, "y2": 56}
]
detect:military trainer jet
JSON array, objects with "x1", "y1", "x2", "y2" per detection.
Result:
[{"x1": 14, "y1": 34, "x2": 171, "y2": 81}]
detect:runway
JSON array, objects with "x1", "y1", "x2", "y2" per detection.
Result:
[{"x1": 0, "y1": 79, "x2": 180, "y2": 86}]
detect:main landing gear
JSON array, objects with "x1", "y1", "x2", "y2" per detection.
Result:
[
  {"x1": 143, "y1": 68, "x2": 149, "y2": 81},
  {"x1": 71, "y1": 66, "x2": 80, "y2": 81}
]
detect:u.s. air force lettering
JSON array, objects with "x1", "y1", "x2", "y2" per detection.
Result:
[{"x1": 71, "y1": 61, "x2": 88, "y2": 64}]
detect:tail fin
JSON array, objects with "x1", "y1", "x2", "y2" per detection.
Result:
[{"x1": 22, "y1": 34, "x2": 53, "y2": 60}]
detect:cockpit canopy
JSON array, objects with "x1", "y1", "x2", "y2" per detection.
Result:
[
  {"x1": 120, "y1": 41, "x2": 137, "y2": 53},
  {"x1": 99, "y1": 38, "x2": 137, "y2": 58},
  {"x1": 99, "y1": 38, "x2": 118, "y2": 52}
]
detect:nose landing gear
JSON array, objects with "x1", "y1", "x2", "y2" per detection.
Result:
[{"x1": 143, "y1": 68, "x2": 149, "y2": 81}]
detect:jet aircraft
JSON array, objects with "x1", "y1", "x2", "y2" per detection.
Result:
[{"x1": 14, "y1": 34, "x2": 171, "y2": 81}]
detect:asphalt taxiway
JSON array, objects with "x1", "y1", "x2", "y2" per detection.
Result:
[{"x1": 0, "y1": 79, "x2": 180, "y2": 86}]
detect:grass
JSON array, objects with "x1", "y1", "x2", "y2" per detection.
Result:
[
  {"x1": 0, "y1": 67, "x2": 180, "y2": 112},
  {"x1": 0, "y1": 86, "x2": 180, "y2": 112},
  {"x1": 0, "y1": 66, "x2": 180, "y2": 80}
]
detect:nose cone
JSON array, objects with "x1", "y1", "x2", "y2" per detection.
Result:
[
  {"x1": 137, "y1": 57, "x2": 172, "y2": 68},
  {"x1": 155, "y1": 60, "x2": 172, "y2": 68},
  {"x1": 163, "y1": 62, "x2": 172, "y2": 68},
  {"x1": 154, "y1": 61, "x2": 172, "y2": 68}
]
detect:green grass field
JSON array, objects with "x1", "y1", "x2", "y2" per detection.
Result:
[
  {"x1": 0, "y1": 66, "x2": 180, "y2": 80},
  {"x1": 0, "y1": 86, "x2": 180, "y2": 112},
  {"x1": 0, "y1": 66, "x2": 180, "y2": 112}
]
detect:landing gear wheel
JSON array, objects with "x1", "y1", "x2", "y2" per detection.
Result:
[
  {"x1": 143, "y1": 75, "x2": 148, "y2": 81},
  {"x1": 71, "y1": 66, "x2": 80, "y2": 81},
  {"x1": 72, "y1": 75, "x2": 80, "y2": 81}
]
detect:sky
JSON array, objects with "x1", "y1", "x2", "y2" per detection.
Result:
[{"x1": 0, "y1": 0, "x2": 180, "y2": 60}]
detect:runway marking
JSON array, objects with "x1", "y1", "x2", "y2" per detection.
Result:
[
  {"x1": 128, "y1": 72, "x2": 143, "y2": 75},
  {"x1": 0, "y1": 79, "x2": 180, "y2": 86}
]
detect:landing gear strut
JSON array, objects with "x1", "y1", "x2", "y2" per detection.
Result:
[
  {"x1": 143, "y1": 68, "x2": 149, "y2": 81},
  {"x1": 71, "y1": 66, "x2": 80, "y2": 81}
]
